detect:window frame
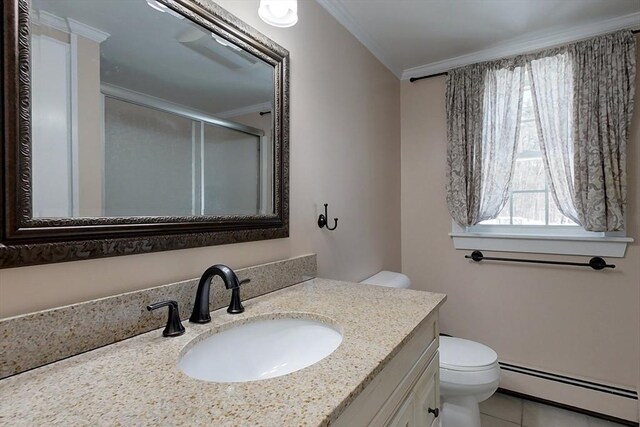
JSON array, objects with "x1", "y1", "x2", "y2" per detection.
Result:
[
  {"x1": 449, "y1": 74, "x2": 634, "y2": 257},
  {"x1": 450, "y1": 221, "x2": 632, "y2": 258}
]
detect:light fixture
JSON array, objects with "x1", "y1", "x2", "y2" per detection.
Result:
[
  {"x1": 212, "y1": 34, "x2": 229, "y2": 47},
  {"x1": 145, "y1": 0, "x2": 185, "y2": 19},
  {"x1": 212, "y1": 34, "x2": 241, "y2": 51},
  {"x1": 145, "y1": 0, "x2": 166, "y2": 13},
  {"x1": 258, "y1": 0, "x2": 298, "y2": 28}
]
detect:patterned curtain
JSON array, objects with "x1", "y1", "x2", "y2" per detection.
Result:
[
  {"x1": 446, "y1": 30, "x2": 635, "y2": 231},
  {"x1": 446, "y1": 62, "x2": 525, "y2": 226},
  {"x1": 528, "y1": 30, "x2": 635, "y2": 231},
  {"x1": 571, "y1": 31, "x2": 635, "y2": 231}
]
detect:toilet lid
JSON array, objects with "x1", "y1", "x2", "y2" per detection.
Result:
[{"x1": 440, "y1": 336, "x2": 498, "y2": 372}]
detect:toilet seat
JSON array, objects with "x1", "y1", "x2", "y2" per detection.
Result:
[
  {"x1": 439, "y1": 336, "x2": 500, "y2": 386},
  {"x1": 440, "y1": 336, "x2": 498, "y2": 371},
  {"x1": 440, "y1": 363, "x2": 500, "y2": 387}
]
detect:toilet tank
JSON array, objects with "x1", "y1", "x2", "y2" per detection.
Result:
[{"x1": 360, "y1": 271, "x2": 411, "y2": 289}]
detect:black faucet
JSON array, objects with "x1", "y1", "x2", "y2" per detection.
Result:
[
  {"x1": 147, "y1": 300, "x2": 186, "y2": 337},
  {"x1": 189, "y1": 264, "x2": 248, "y2": 323}
]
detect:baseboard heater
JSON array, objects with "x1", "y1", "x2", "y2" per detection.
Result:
[{"x1": 499, "y1": 361, "x2": 638, "y2": 426}]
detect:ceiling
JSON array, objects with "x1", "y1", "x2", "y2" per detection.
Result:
[
  {"x1": 316, "y1": 0, "x2": 640, "y2": 79},
  {"x1": 33, "y1": 0, "x2": 273, "y2": 116}
]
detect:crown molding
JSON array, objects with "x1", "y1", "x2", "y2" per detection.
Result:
[
  {"x1": 315, "y1": 0, "x2": 402, "y2": 78},
  {"x1": 402, "y1": 11, "x2": 640, "y2": 80},
  {"x1": 66, "y1": 18, "x2": 110, "y2": 43},
  {"x1": 31, "y1": 10, "x2": 110, "y2": 43},
  {"x1": 32, "y1": 10, "x2": 69, "y2": 33}
]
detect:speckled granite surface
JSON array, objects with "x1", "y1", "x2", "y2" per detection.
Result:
[
  {"x1": 0, "y1": 279, "x2": 445, "y2": 426},
  {"x1": 0, "y1": 254, "x2": 316, "y2": 379}
]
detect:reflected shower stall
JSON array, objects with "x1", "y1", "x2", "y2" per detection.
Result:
[{"x1": 102, "y1": 90, "x2": 271, "y2": 217}]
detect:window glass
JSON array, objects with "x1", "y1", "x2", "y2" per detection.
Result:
[
  {"x1": 512, "y1": 158, "x2": 545, "y2": 191},
  {"x1": 479, "y1": 76, "x2": 577, "y2": 227},
  {"x1": 512, "y1": 192, "x2": 546, "y2": 225}
]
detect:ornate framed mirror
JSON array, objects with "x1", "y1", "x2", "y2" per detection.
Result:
[{"x1": 1, "y1": 0, "x2": 289, "y2": 268}]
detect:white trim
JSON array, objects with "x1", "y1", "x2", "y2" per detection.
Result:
[
  {"x1": 31, "y1": 35, "x2": 74, "y2": 217},
  {"x1": 450, "y1": 233, "x2": 632, "y2": 258},
  {"x1": 315, "y1": 0, "x2": 402, "y2": 78},
  {"x1": 402, "y1": 12, "x2": 640, "y2": 80},
  {"x1": 464, "y1": 224, "x2": 619, "y2": 238},
  {"x1": 215, "y1": 101, "x2": 273, "y2": 119},
  {"x1": 100, "y1": 94, "x2": 107, "y2": 216},
  {"x1": 32, "y1": 10, "x2": 69, "y2": 33},
  {"x1": 451, "y1": 220, "x2": 633, "y2": 257},
  {"x1": 191, "y1": 121, "x2": 198, "y2": 216},
  {"x1": 450, "y1": 231, "x2": 633, "y2": 258},
  {"x1": 31, "y1": 10, "x2": 111, "y2": 43},
  {"x1": 66, "y1": 18, "x2": 110, "y2": 43},
  {"x1": 69, "y1": 33, "x2": 80, "y2": 216},
  {"x1": 500, "y1": 365, "x2": 639, "y2": 422},
  {"x1": 259, "y1": 135, "x2": 270, "y2": 215},
  {"x1": 199, "y1": 123, "x2": 205, "y2": 215}
]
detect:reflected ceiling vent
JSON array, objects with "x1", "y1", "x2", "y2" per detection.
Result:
[{"x1": 177, "y1": 27, "x2": 257, "y2": 70}]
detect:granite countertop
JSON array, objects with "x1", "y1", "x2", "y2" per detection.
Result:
[{"x1": 0, "y1": 279, "x2": 446, "y2": 426}]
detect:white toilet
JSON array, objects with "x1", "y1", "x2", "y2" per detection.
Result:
[
  {"x1": 360, "y1": 271, "x2": 501, "y2": 427},
  {"x1": 439, "y1": 336, "x2": 500, "y2": 427}
]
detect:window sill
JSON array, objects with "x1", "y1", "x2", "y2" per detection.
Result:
[{"x1": 449, "y1": 231, "x2": 633, "y2": 257}]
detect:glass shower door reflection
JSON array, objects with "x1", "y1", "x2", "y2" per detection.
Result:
[{"x1": 202, "y1": 123, "x2": 261, "y2": 216}]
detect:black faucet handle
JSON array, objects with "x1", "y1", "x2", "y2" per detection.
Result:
[
  {"x1": 227, "y1": 280, "x2": 247, "y2": 314},
  {"x1": 225, "y1": 278, "x2": 249, "y2": 315},
  {"x1": 147, "y1": 300, "x2": 186, "y2": 337}
]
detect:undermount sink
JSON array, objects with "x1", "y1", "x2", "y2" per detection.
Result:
[{"x1": 178, "y1": 317, "x2": 343, "y2": 382}]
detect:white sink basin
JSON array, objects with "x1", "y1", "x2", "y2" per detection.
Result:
[{"x1": 178, "y1": 317, "x2": 343, "y2": 382}]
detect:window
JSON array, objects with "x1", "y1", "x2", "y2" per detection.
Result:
[
  {"x1": 451, "y1": 75, "x2": 632, "y2": 257},
  {"x1": 478, "y1": 78, "x2": 576, "y2": 228}
]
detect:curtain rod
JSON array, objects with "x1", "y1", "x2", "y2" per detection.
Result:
[{"x1": 410, "y1": 28, "x2": 640, "y2": 83}]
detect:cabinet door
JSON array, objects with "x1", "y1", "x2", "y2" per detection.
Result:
[
  {"x1": 387, "y1": 392, "x2": 415, "y2": 427},
  {"x1": 413, "y1": 353, "x2": 440, "y2": 427}
]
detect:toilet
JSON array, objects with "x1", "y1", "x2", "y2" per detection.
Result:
[
  {"x1": 360, "y1": 271, "x2": 501, "y2": 427},
  {"x1": 438, "y1": 336, "x2": 500, "y2": 427}
]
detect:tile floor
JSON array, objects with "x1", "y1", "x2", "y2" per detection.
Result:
[{"x1": 479, "y1": 392, "x2": 629, "y2": 427}]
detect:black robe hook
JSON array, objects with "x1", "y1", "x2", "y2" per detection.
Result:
[{"x1": 318, "y1": 203, "x2": 338, "y2": 231}]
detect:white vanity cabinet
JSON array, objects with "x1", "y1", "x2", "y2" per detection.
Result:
[
  {"x1": 388, "y1": 353, "x2": 440, "y2": 427},
  {"x1": 333, "y1": 311, "x2": 441, "y2": 427}
]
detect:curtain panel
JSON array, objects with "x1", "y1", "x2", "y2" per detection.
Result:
[
  {"x1": 445, "y1": 30, "x2": 635, "y2": 231},
  {"x1": 445, "y1": 62, "x2": 525, "y2": 226},
  {"x1": 569, "y1": 31, "x2": 635, "y2": 231}
]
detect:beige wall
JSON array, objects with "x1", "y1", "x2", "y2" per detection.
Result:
[
  {"x1": 32, "y1": 22, "x2": 69, "y2": 43},
  {"x1": 10, "y1": 2, "x2": 637, "y2": 418},
  {"x1": 0, "y1": 0, "x2": 401, "y2": 317},
  {"x1": 76, "y1": 35, "x2": 104, "y2": 217},
  {"x1": 400, "y1": 37, "x2": 640, "y2": 418}
]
